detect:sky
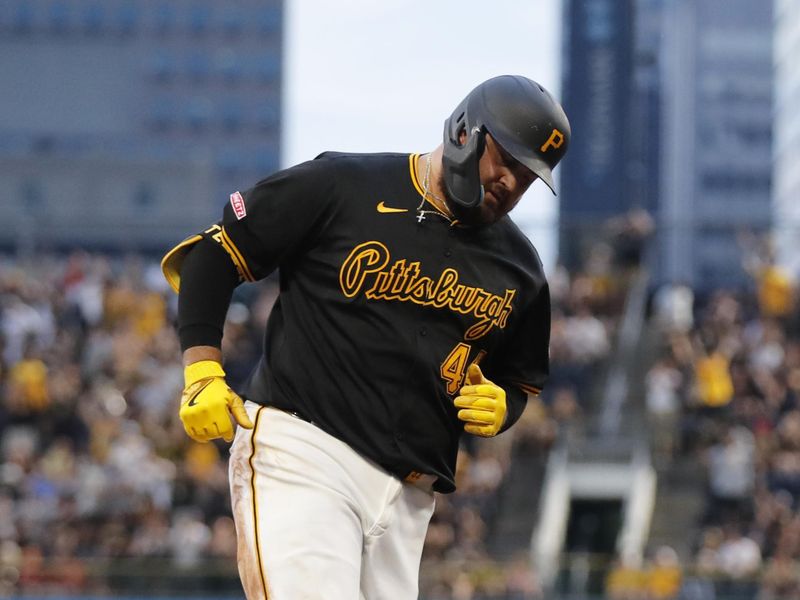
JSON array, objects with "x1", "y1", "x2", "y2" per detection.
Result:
[{"x1": 283, "y1": 0, "x2": 563, "y2": 269}]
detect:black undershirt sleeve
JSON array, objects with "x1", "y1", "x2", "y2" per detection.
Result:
[{"x1": 177, "y1": 238, "x2": 241, "y2": 351}]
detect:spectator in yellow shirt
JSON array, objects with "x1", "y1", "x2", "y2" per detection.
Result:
[
  {"x1": 7, "y1": 343, "x2": 49, "y2": 413},
  {"x1": 695, "y1": 352, "x2": 734, "y2": 408},
  {"x1": 757, "y1": 265, "x2": 794, "y2": 319}
]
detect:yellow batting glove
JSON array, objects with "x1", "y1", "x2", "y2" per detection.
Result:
[
  {"x1": 180, "y1": 360, "x2": 254, "y2": 443},
  {"x1": 454, "y1": 364, "x2": 507, "y2": 437}
]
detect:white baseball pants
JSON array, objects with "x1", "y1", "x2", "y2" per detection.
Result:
[{"x1": 229, "y1": 403, "x2": 436, "y2": 600}]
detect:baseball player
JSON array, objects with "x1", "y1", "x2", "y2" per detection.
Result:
[{"x1": 162, "y1": 75, "x2": 570, "y2": 599}]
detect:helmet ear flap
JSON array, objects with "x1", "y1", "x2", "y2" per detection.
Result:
[
  {"x1": 447, "y1": 108, "x2": 467, "y2": 146},
  {"x1": 442, "y1": 121, "x2": 486, "y2": 209}
]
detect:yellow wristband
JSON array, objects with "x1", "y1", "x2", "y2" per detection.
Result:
[{"x1": 184, "y1": 360, "x2": 225, "y2": 387}]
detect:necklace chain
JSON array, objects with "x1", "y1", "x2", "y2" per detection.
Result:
[{"x1": 416, "y1": 154, "x2": 454, "y2": 223}]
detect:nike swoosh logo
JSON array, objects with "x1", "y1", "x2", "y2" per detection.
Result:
[
  {"x1": 186, "y1": 378, "x2": 213, "y2": 407},
  {"x1": 377, "y1": 201, "x2": 408, "y2": 214}
]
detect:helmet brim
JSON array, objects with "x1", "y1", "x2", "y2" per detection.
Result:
[{"x1": 490, "y1": 129, "x2": 557, "y2": 196}]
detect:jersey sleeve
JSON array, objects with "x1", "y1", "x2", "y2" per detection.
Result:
[
  {"x1": 160, "y1": 157, "x2": 338, "y2": 293},
  {"x1": 498, "y1": 282, "x2": 551, "y2": 394},
  {"x1": 488, "y1": 282, "x2": 551, "y2": 429},
  {"x1": 218, "y1": 158, "x2": 338, "y2": 282}
]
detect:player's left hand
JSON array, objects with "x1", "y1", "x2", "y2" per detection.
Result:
[{"x1": 454, "y1": 364, "x2": 507, "y2": 437}]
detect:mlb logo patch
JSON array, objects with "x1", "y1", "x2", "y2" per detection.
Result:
[{"x1": 230, "y1": 191, "x2": 247, "y2": 220}]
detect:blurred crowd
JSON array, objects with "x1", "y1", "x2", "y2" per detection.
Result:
[
  {"x1": 0, "y1": 252, "x2": 245, "y2": 595},
  {"x1": 638, "y1": 237, "x2": 800, "y2": 600},
  {"x1": 0, "y1": 212, "x2": 640, "y2": 598}
]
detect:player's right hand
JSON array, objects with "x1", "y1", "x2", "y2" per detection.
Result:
[
  {"x1": 179, "y1": 360, "x2": 254, "y2": 443},
  {"x1": 454, "y1": 364, "x2": 507, "y2": 437}
]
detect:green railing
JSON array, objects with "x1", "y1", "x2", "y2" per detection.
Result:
[{"x1": 6, "y1": 556, "x2": 767, "y2": 599}]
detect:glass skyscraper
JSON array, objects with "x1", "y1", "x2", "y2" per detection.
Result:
[
  {"x1": 0, "y1": 1, "x2": 283, "y2": 251},
  {"x1": 659, "y1": 0, "x2": 773, "y2": 289}
]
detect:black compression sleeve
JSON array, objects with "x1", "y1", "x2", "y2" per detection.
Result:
[{"x1": 177, "y1": 238, "x2": 241, "y2": 351}]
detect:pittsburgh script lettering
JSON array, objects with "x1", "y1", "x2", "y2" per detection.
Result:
[{"x1": 339, "y1": 241, "x2": 515, "y2": 340}]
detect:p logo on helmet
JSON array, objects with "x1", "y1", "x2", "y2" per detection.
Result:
[{"x1": 540, "y1": 129, "x2": 565, "y2": 153}]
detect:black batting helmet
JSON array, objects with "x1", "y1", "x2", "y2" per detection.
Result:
[{"x1": 442, "y1": 75, "x2": 571, "y2": 209}]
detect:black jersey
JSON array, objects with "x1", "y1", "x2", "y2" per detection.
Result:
[{"x1": 164, "y1": 152, "x2": 550, "y2": 492}]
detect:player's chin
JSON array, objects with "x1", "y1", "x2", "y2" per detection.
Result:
[
  {"x1": 452, "y1": 195, "x2": 505, "y2": 226},
  {"x1": 477, "y1": 194, "x2": 507, "y2": 224}
]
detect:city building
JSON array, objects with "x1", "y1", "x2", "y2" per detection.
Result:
[
  {"x1": 558, "y1": 0, "x2": 635, "y2": 269},
  {"x1": 0, "y1": 1, "x2": 283, "y2": 251},
  {"x1": 659, "y1": 0, "x2": 773, "y2": 290}
]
